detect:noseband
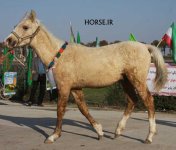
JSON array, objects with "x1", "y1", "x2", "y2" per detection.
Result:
[{"x1": 11, "y1": 26, "x2": 40, "y2": 47}]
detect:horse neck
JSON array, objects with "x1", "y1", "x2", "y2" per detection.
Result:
[{"x1": 30, "y1": 25, "x2": 64, "y2": 66}]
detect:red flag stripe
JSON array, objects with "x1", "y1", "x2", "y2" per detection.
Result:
[
  {"x1": 162, "y1": 34, "x2": 172, "y2": 47},
  {"x1": 162, "y1": 26, "x2": 172, "y2": 47}
]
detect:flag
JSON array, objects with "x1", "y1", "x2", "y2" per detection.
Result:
[
  {"x1": 129, "y1": 33, "x2": 136, "y2": 41},
  {"x1": 2, "y1": 47, "x2": 8, "y2": 83},
  {"x1": 96, "y1": 37, "x2": 99, "y2": 47},
  {"x1": 77, "y1": 32, "x2": 81, "y2": 44},
  {"x1": 26, "y1": 47, "x2": 33, "y2": 86},
  {"x1": 70, "y1": 22, "x2": 76, "y2": 43},
  {"x1": 2, "y1": 48, "x2": 15, "y2": 71},
  {"x1": 2, "y1": 47, "x2": 14, "y2": 83},
  {"x1": 8, "y1": 50, "x2": 14, "y2": 71},
  {"x1": 2, "y1": 47, "x2": 8, "y2": 74},
  {"x1": 162, "y1": 23, "x2": 176, "y2": 63}
]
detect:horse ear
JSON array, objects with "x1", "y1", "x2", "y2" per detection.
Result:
[{"x1": 28, "y1": 10, "x2": 36, "y2": 22}]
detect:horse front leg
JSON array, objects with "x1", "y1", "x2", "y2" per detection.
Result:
[
  {"x1": 71, "y1": 90, "x2": 104, "y2": 140},
  {"x1": 45, "y1": 87, "x2": 70, "y2": 144}
]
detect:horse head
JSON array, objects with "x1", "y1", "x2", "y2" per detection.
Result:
[{"x1": 4, "y1": 10, "x2": 40, "y2": 48}]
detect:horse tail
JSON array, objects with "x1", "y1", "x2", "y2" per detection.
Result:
[{"x1": 146, "y1": 44, "x2": 168, "y2": 92}]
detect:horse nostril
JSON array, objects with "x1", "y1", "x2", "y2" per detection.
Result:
[
  {"x1": 7, "y1": 37, "x2": 12, "y2": 44},
  {"x1": 12, "y1": 41, "x2": 17, "y2": 47}
]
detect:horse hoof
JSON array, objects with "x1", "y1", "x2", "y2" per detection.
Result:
[
  {"x1": 44, "y1": 134, "x2": 59, "y2": 144},
  {"x1": 114, "y1": 134, "x2": 120, "y2": 139},
  {"x1": 144, "y1": 139, "x2": 152, "y2": 144},
  {"x1": 98, "y1": 135, "x2": 103, "y2": 140},
  {"x1": 44, "y1": 138, "x2": 54, "y2": 144}
]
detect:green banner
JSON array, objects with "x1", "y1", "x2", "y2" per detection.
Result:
[
  {"x1": 26, "y1": 47, "x2": 33, "y2": 86},
  {"x1": 129, "y1": 33, "x2": 137, "y2": 41}
]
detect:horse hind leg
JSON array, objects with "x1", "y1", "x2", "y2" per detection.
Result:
[
  {"x1": 71, "y1": 90, "x2": 104, "y2": 140},
  {"x1": 115, "y1": 77, "x2": 138, "y2": 138},
  {"x1": 139, "y1": 88, "x2": 156, "y2": 144},
  {"x1": 129, "y1": 77, "x2": 156, "y2": 144}
]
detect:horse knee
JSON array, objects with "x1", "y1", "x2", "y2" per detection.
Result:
[{"x1": 124, "y1": 101, "x2": 135, "y2": 116}]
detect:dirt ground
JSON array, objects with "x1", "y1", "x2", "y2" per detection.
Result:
[{"x1": 0, "y1": 100, "x2": 176, "y2": 150}]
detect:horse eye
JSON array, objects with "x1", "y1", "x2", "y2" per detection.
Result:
[{"x1": 23, "y1": 25, "x2": 29, "y2": 30}]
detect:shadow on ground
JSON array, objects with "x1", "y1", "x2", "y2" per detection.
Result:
[
  {"x1": 0, "y1": 114, "x2": 99, "y2": 139},
  {"x1": 131, "y1": 117, "x2": 176, "y2": 128},
  {"x1": 0, "y1": 114, "x2": 153, "y2": 143}
]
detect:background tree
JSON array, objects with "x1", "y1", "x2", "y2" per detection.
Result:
[
  {"x1": 99, "y1": 40, "x2": 108, "y2": 46},
  {"x1": 151, "y1": 40, "x2": 159, "y2": 46},
  {"x1": 110, "y1": 40, "x2": 121, "y2": 44},
  {"x1": 86, "y1": 41, "x2": 96, "y2": 47}
]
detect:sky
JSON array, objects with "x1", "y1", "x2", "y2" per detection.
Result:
[{"x1": 0, "y1": 0, "x2": 176, "y2": 44}]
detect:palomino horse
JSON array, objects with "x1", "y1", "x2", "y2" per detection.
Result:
[{"x1": 5, "y1": 10, "x2": 167, "y2": 144}]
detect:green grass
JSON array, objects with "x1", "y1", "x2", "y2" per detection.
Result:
[{"x1": 83, "y1": 87, "x2": 109, "y2": 105}]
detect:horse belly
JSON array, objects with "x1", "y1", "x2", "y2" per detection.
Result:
[{"x1": 76, "y1": 67, "x2": 123, "y2": 88}]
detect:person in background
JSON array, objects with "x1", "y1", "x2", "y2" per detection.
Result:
[
  {"x1": 0, "y1": 54, "x2": 5, "y2": 80},
  {"x1": 0, "y1": 55, "x2": 5, "y2": 64},
  {"x1": 0, "y1": 54, "x2": 5, "y2": 64},
  {"x1": 26, "y1": 54, "x2": 46, "y2": 106},
  {"x1": 46, "y1": 69, "x2": 58, "y2": 103},
  {"x1": 0, "y1": 42, "x2": 6, "y2": 64}
]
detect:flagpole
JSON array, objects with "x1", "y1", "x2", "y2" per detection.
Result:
[
  {"x1": 3, "y1": 52, "x2": 24, "y2": 66},
  {"x1": 70, "y1": 21, "x2": 76, "y2": 43},
  {"x1": 14, "y1": 55, "x2": 25, "y2": 66},
  {"x1": 157, "y1": 39, "x2": 163, "y2": 48}
]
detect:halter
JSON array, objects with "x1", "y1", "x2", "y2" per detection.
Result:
[
  {"x1": 11, "y1": 26, "x2": 40, "y2": 47},
  {"x1": 48, "y1": 42, "x2": 68, "y2": 70}
]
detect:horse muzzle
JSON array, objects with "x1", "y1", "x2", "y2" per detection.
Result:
[{"x1": 4, "y1": 36, "x2": 18, "y2": 48}]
